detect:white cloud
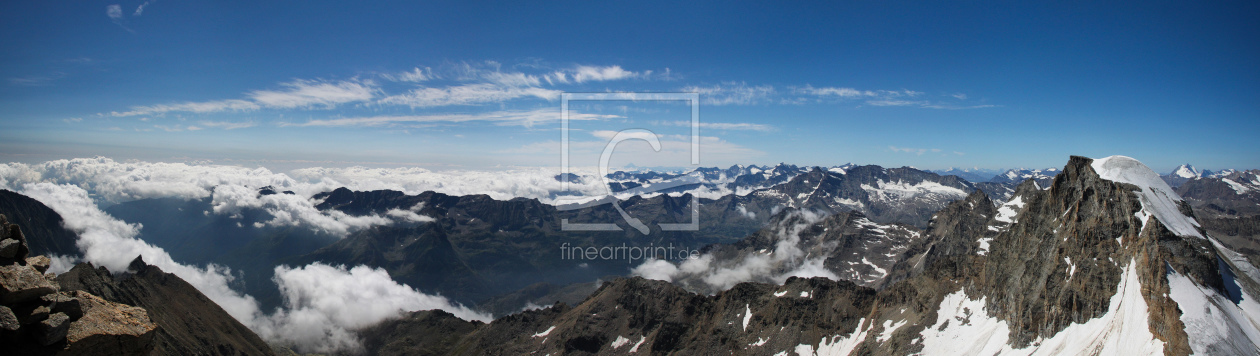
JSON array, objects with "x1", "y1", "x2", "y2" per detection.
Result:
[
  {"x1": 952, "y1": 93, "x2": 968, "y2": 100},
  {"x1": 110, "y1": 99, "x2": 261, "y2": 117},
  {"x1": 571, "y1": 65, "x2": 638, "y2": 83},
  {"x1": 384, "y1": 67, "x2": 435, "y2": 83},
  {"x1": 248, "y1": 79, "x2": 377, "y2": 109},
  {"x1": 656, "y1": 120, "x2": 773, "y2": 132},
  {"x1": 889, "y1": 146, "x2": 942, "y2": 155},
  {"x1": 797, "y1": 86, "x2": 870, "y2": 98},
  {"x1": 287, "y1": 108, "x2": 617, "y2": 128},
  {"x1": 198, "y1": 120, "x2": 256, "y2": 130},
  {"x1": 255, "y1": 263, "x2": 490, "y2": 353},
  {"x1": 106, "y1": 4, "x2": 123, "y2": 20},
  {"x1": 8, "y1": 72, "x2": 67, "y2": 87},
  {"x1": 134, "y1": 1, "x2": 152, "y2": 16},
  {"x1": 682, "y1": 82, "x2": 775, "y2": 105},
  {"x1": 632, "y1": 209, "x2": 836, "y2": 291},
  {"x1": 920, "y1": 103, "x2": 998, "y2": 110},
  {"x1": 866, "y1": 99, "x2": 929, "y2": 107},
  {"x1": 386, "y1": 202, "x2": 434, "y2": 223},
  {"x1": 482, "y1": 71, "x2": 543, "y2": 87},
  {"x1": 378, "y1": 83, "x2": 560, "y2": 108},
  {"x1": 110, "y1": 79, "x2": 374, "y2": 117}
]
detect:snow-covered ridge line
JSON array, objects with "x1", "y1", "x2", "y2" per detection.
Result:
[{"x1": 1090, "y1": 155, "x2": 1203, "y2": 239}]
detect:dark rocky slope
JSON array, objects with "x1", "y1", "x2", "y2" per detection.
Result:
[
  {"x1": 0, "y1": 190, "x2": 80, "y2": 258},
  {"x1": 56, "y1": 258, "x2": 276, "y2": 356}
]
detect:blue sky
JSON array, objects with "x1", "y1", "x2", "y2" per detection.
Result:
[{"x1": 2, "y1": 1, "x2": 1257, "y2": 172}]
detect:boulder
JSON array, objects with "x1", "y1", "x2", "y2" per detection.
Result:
[
  {"x1": 0, "y1": 263, "x2": 59, "y2": 304},
  {"x1": 0, "y1": 222, "x2": 30, "y2": 262},
  {"x1": 26, "y1": 255, "x2": 51, "y2": 274},
  {"x1": 0, "y1": 238, "x2": 19, "y2": 258},
  {"x1": 0, "y1": 304, "x2": 17, "y2": 332},
  {"x1": 22, "y1": 304, "x2": 50, "y2": 325},
  {"x1": 37, "y1": 312, "x2": 69, "y2": 345},
  {"x1": 42, "y1": 292, "x2": 83, "y2": 321},
  {"x1": 60, "y1": 291, "x2": 157, "y2": 355}
]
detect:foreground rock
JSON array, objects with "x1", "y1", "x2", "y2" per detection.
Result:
[
  {"x1": 0, "y1": 214, "x2": 158, "y2": 355},
  {"x1": 57, "y1": 256, "x2": 276, "y2": 356}
]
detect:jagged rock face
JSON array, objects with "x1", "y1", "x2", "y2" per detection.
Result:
[{"x1": 57, "y1": 258, "x2": 277, "y2": 356}]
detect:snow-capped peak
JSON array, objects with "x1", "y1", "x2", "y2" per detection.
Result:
[
  {"x1": 1171, "y1": 164, "x2": 1201, "y2": 179},
  {"x1": 1091, "y1": 156, "x2": 1202, "y2": 239}
]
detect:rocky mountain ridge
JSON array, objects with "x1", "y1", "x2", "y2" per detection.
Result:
[{"x1": 356, "y1": 155, "x2": 1260, "y2": 355}]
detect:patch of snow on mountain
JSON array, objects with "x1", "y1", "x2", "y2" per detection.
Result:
[
  {"x1": 860, "y1": 180, "x2": 967, "y2": 203},
  {"x1": 861, "y1": 257, "x2": 888, "y2": 278},
  {"x1": 797, "y1": 318, "x2": 870, "y2": 356},
  {"x1": 877, "y1": 319, "x2": 908, "y2": 343},
  {"x1": 977, "y1": 237, "x2": 993, "y2": 255},
  {"x1": 920, "y1": 259, "x2": 1164, "y2": 355},
  {"x1": 743, "y1": 304, "x2": 753, "y2": 332},
  {"x1": 1222, "y1": 178, "x2": 1253, "y2": 194},
  {"x1": 532, "y1": 326, "x2": 555, "y2": 338},
  {"x1": 1091, "y1": 156, "x2": 1202, "y2": 239},
  {"x1": 629, "y1": 336, "x2": 647, "y2": 353},
  {"x1": 1167, "y1": 269, "x2": 1260, "y2": 354},
  {"x1": 994, "y1": 195, "x2": 1025, "y2": 224},
  {"x1": 611, "y1": 335, "x2": 631, "y2": 349},
  {"x1": 1207, "y1": 169, "x2": 1238, "y2": 179}
]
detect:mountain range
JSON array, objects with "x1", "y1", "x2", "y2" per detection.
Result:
[{"x1": 3, "y1": 155, "x2": 1259, "y2": 355}]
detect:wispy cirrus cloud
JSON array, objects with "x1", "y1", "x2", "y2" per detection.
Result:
[
  {"x1": 887, "y1": 146, "x2": 966, "y2": 156},
  {"x1": 377, "y1": 83, "x2": 561, "y2": 108},
  {"x1": 889, "y1": 146, "x2": 941, "y2": 155},
  {"x1": 386, "y1": 61, "x2": 647, "y2": 86},
  {"x1": 198, "y1": 120, "x2": 257, "y2": 130},
  {"x1": 110, "y1": 79, "x2": 375, "y2": 117},
  {"x1": 380, "y1": 67, "x2": 434, "y2": 83},
  {"x1": 133, "y1": 1, "x2": 153, "y2": 16},
  {"x1": 653, "y1": 120, "x2": 774, "y2": 132},
  {"x1": 682, "y1": 82, "x2": 775, "y2": 105},
  {"x1": 110, "y1": 99, "x2": 261, "y2": 117},
  {"x1": 248, "y1": 79, "x2": 377, "y2": 109},
  {"x1": 284, "y1": 108, "x2": 618, "y2": 128},
  {"x1": 794, "y1": 85, "x2": 994, "y2": 110},
  {"x1": 8, "y1": 72, "x2": 67, "y2": 87}
]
